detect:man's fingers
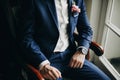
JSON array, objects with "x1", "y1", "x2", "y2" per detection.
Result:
[
  {"x1": 46, "y1": 67, "x2": 61, "y2": 80},
  {"x1": 69, "y1": 58, "x2": 84, "y2": 68},
  {"x1": 40, "y1": 65, "x2": 62, "y2": 80},
  {"x1": 50, "y1": 67, "x2": 61, "y2": 79},
  {"x1": 72, "y1": 60, "x2": 82, "y2": 68},
  {"x1": 69, "y1": 52, "x2": 85, "y2": 69},
  {"x1": 69, "y1": 58, "x2": 75, "y2": 67},
  {"x1": 43, "y1": 73, "x2": 52, "y2": 80},
  {"x1": 80, "y1": 63, "x2": 84, "y2": 68},
  {"x1": 43, "y1": 69, "x2": 57, "y2": 80},
  {"x1": 55, "y1": 68, "x2": 62, "y2": 78},
  {"x1": 76, "y1": 62, "x2": 81, "y2": 68},
  {"x1": 73, "y1": 60, "x2": 78, "y2": 68},
  {"x1": 48, "y1": 70, "x2": 56, "y2": 80}
]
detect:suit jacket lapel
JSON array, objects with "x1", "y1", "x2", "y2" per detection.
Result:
[
  {"x1": 67, "y1": 0, "x2": 73, "y2": 34},
  {"x1": 68, "y1": 0, "x2": 72, "y2": 9},
  {"x1": 46, "y1": 0, "x2": 58, "y2": 28}
]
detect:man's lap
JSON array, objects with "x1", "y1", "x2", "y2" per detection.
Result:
[
  {"x1": 49, "y1": 50, "x2": 110, "y2": 80},
  {"x1": 62, "y1": 60, "x2": 110, "y2": 80}
]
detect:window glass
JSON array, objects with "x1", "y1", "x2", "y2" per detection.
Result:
[
  {"x1": 111, "y1": 0, "x2": 120, "y2": 29},
  {"x1": 104, "y1": 29, "x2": 120, "y2": 74}
]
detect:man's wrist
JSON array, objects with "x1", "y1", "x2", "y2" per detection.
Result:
[
  {"x1": 77, "y1": 46, "x2": 88, "y2": 55},
  {"x1": 39, "y1": 60, "x2": 50, "y2": 70}
]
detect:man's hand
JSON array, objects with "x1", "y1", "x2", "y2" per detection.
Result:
[
  {"x1": 39, "y1": 64, "x2": 62, "y2": 80},
  {"x1": 69, "y1": 51, "x2": 85, "y2": 68}
]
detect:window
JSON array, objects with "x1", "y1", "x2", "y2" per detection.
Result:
[{"x1": 99, "y1": 0, "x2": 120, "y2": 79}]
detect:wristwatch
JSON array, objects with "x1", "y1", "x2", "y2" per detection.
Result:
[{"x1": 77, "y1": 48, "x2": 88, "y2": 55}]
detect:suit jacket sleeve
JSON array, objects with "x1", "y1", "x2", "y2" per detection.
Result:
[
  {"x1": 76, "y1": 0, "x2": 93, "y2": 49},
  {"x1": 16, "y1": 0, "x2": 47, "y2": 67}
]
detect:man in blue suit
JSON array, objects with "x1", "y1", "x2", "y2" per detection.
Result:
[{"x1": 16, "y1": 0, "x2": 110, "y2": 80}]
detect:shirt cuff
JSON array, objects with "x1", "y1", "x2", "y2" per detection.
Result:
[{"x1": 39, "y1": 60, "x2": 50, "y2": 70}]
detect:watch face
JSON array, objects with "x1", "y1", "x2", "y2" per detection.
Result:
[
  {"x1": 82, "y1": 48, "x2": 87, "y2": 55},
  {"x1": 77, "y1": 48, "x2": 88, "y2": 55}
]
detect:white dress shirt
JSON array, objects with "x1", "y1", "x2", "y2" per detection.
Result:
[{"x1": 54, "y1": 0, "x2": 69, "y2": 52}]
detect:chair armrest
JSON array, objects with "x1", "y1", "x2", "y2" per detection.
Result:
[
  {"x1": 73, "y1": 32, "x2": 104, "y2": 56},
  {"x1": 90, "y1": 41, "x2": 104, "y2": 56},
  {"x1": 27, "y1": 64, "x2": 44, "y2": 80}
]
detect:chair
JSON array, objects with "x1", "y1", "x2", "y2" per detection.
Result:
[{"x1": 20, "y1": 33, "x2": 104, "y2": 80}]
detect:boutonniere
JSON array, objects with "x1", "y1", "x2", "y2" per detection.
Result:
[{"x1": 71, "y1": 0, "x2": 81, "y2": 17}]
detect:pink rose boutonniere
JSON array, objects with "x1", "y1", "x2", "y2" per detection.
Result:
[{"x1": 71, "y1": 0, "x2": 81, "y2": 17}]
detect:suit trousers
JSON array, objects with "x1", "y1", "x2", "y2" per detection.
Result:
[{"x1": 48, "y1": 48, "x2": 110, "y2": 80}]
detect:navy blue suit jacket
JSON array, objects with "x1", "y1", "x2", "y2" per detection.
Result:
[{"x1": 16, "y1": 0, "x2": 93, "y2": 66}]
